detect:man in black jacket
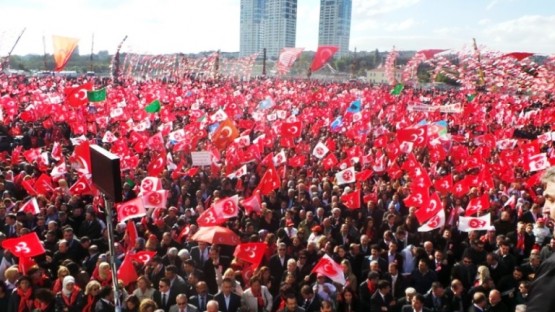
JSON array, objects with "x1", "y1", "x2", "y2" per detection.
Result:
[{"x1": 214, "y1": 278, "x2": 241, "y2": 312}]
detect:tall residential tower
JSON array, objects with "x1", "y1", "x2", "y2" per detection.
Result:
[{"x1": 318, "y1": 0, "x2": 352, "y2": 58}]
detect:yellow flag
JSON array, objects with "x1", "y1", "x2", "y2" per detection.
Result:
[{"x1": 52, "y1": 35, "x2": 79, "y2": 71}]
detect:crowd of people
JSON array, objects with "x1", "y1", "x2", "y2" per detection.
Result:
[{"x1": 0, "y1": 71, "x2": 553, "y2": 312}]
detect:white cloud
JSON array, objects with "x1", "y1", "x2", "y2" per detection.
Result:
[
  {"x1": 385, "y1": 18, "x2": 417, "y2": 32},
  {"x1": 352, "y1": 0, "x2": 420, "y2": 18}
]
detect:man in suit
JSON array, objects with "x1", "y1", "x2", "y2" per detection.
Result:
[
  {"x1": 299, "y1": 285, "x2": 321, "y2": 312},
  {"x1": 214, "y1": 278, "x2": 241, "y2": 312},
  {"x1": 424, "y1": 282, "x2": 448, "y2": 312},
  {"x1": 78, "y1": 209, "x2": 103, "y2": 239},
  {"x1": 189, "y1": 281, "x2": 213, "y2": 312},
  {"x1": 370, "y1": 280, "x2": 395, "y2": 312},
  {"x1": 165, "y1": 264, "x2": 188, "y2": 296},
  {"x1": 203, "y1": 246, "x2": 231, "y2": 295},
  {"x1": 278, "y1": 293, "x2": 305, "y2": 312},
  {"x1": 359, "y1": 272, "x2": 380, "y2": 311},
  {"x1": 383, "y1": 262, "x2": 408, "y2": 300},
  {"x1": 190, "y1": 242, "x2": 210, "y2": 268},
  {"x1": 402, "y1": 294, "x2": 432, "y2": 312},
  {"x1": 95, "y1": 286, "x2": 116, "y2": 312},
  {"x1": 268, "y1": 243, "x2": 290, "y2": 295},
  {"x1": 169, "y1": 294, "x2": 198, "y2": 312},
  {"x1": 362, "y1": 244, "x2": 389, "y2": 277},
  {"x1": 468, "y1": 292, "x2": 488, "y2": 312},
  {"x1": 153, "y1": 277, "x2": 176, "y2": 312}
]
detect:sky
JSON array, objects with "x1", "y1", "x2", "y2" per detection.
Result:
[{"x1": 0, "y1": 0, "x2": 554, "y2": 56}]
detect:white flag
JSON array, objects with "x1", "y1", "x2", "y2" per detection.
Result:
[
  {"x1": 418, "y1": 209, "x2": 445, "y2": 232},
  {"x1": 458, "y1": 213, "x2": 491, "y2": 232},
  {"x1": 335, "y1": 167, "x2": 356, "y2": 185},
  {"x1": 312, "y1": 142, "x2": 329, "y2": 159}
]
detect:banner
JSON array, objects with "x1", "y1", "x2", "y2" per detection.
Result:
[
  {"x1": 277, "y1": 47, "x2": 304, "y2": 75},
  {"x1": 191, "y1": 151, "x2": 212, "y2": 166}
]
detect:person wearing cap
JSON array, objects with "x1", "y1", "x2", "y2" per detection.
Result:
[
  {"x1": 284, "y1": 219, "x2": 298, "y2": 238},
  {"x1": 54, "y1": 275, "x2": 85, "y2": 312}
]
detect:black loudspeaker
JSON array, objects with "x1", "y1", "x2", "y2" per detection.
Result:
[{"x1": 90, "y1": 144, "x2": 123, "y2": 203}]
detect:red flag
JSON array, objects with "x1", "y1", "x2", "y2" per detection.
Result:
[
  {"x1": 1, "y1": 232, "x2": 46, "y2": 258},
  {"x1": 341, "y1": 189, "x2": 361, "y2": 210},
  {"x1": 117, "y1": 253, "x2": 138, "y2": 286},
  {"x1": 255, "y1": 165, "x2": 281, "y2": 195},
  {"x1": 311, "y1": 254, "x2": 346, "y2": 284},
  {"x1": 281, "y1": 121, "x2": 302, "y2": 138},
  {"x1": 69, "y1": 141, "x2": 92, "y2": 176},
  {"x1": 397, "y1": 126, "x2": 428, "y2": 147},
  {"x1": 23, "y1": 148, "x2": 41, "y2": 163},
  {"x1": 18, "y1": 256, "x2": 37, "y2": 274},
  {"x1": 277, "y1": 47, "x2": 304, "y2": 74},
  {"x1": 234, "y1": 242, "x2": 267, "y2": 267},
  {"x1": 34, "y1": 174, "x2": 54, "y2": 196},
  {"x1": 434, "y1": 174, "x2": 453, "y2": 194},
  {"x1": 213, "y1": 195, "x2": 240, "y2": 219},
  {"x1": 147, "y1": 151, "x2": 167, "y2": 177},
  {"x1": 117, "y1": 197, "x2": 146, "y2": 223},
  {"x1": 140, "y1": 177, "x2": 162, "y2": 194},
  {"x1": 126, "y1": 220, "x2": 138, "y2": 251},
  {"x1": 322, "y1": 153, "x2": 338, "y2": 170},
  {"x1": 415, "y1": 192, "x2": 442, "y2": 224},
  {"x1": 212, "y1": 119, "x2": 239, "y2": 150},
  {"x1": 21, "y1": 179, "x2": 37, "y2": 196},
  {"x1": 20, "y1": 197, "x2": 40, "y2": 215},
  {"x1": 403, "y1": 189, "x2": 429, "y2": 208},
  {"x1": 68, "y1": 175, "x2": 93, "y2": 195},
  {"x1": 465, "y1": 194, "x2": 490, "y2": 216},
  {"x1": 241, "y1": 193, "x2": 262, "y2": 215},
  {"x1": 197, "y1": 207, "x2": 226, "y2": 227},
  {"x1": 131, "y1": 250, "x2": 157, "y2": 264},
  {"x1": 287, "y1": 155, "x2": 306, "y2": 168},
  {"x1": 310, "y1": 46, "x2": 339, "y2": 72},
  {"x1": 64, "y1": 82, "x2": 93, "y2": 107}
]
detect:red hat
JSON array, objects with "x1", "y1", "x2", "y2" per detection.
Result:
[
  {"x1": 286, "y1": 219, "x2": 295, "y2": 227},
  {"x1": 537, "y1": 218, "x2": 545, "y2": 223},
  {"x1": 311, "y1": 225, "x2": 322, "y2": 233}
]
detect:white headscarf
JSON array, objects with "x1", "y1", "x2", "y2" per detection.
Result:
[{"x1": 62, "y1": 275, "x2": 75, "y2": 297}]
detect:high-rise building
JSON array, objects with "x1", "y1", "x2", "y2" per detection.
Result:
[
  {"x1": 240, "y1": 0, "x2": 297, "y2": 59},
  {"x1": 318, "y1": 0, "x2": 352, "y2": 58},
  {"x1": 240, "y1": 0, "x2": 266, "y2": 57}
]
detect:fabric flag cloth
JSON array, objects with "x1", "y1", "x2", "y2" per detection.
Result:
[
  {"x1": 1, "y1": 232, "x2": 46, "y2": 258},
  {"x1": 141, "y1": 190, "x2": 168, "y2": 208},
  {"x1": 212, "y1": 195, "x2": 240, "y2": 219},
  {"x1": 64, "y1": 82, "x2": 93, "y2": 107},
  {"x1": 310, "y1": 46, "x2": 339, "y2": 72},
  {"x1": 502, "y1": 52, "x2": 534, "y2": 61},
  {"x1": 87, "y1": 89, "x2": 107, "y2": 102},
  {"x1": 197, "y1": 207, "x2": 226, "y2": 227},
  {"x1": 140, "y1": 177, "x2": 163, "y2": 194},
  {"x1": 117, "y1": 197, "x2": 146, "y2": 223},
  {"x1": 52, "y1": 35, "x2": 79, "y2": 71},
  {"x1": 418, "y1": 209, "x2": 445, "y2": 232},
  {"x1": 255, "y1": 165, "x2": 281, "y2": 195},
  {"x1": 234, "y1": 242, "x2": 267, "y2": 268},
  {"x1": 341, "y1": 189, "x2": 361, "y2": 210},
  {"x1": 20, "y1": 197, "x2": 40, "y2": 215},
  {"x1": 418, "y1": 49, "x2": 447, "y2": 59},
  {"x1": 465, "y1": 194, "x2": 490, "y2": 216},
  {"x1": 145, "y1": 99, "x2": 161, "y2": 113},
  {"x1": 241, "y1": 193, "x2": 262, "y2": 215},
  {"x1": 346, "y1": 99, "x2": 362, "y2": 114},
  {"x1": 117, "y1": 253, "x2": 139, "y2": 286},
  {"x1": 311, "y1": 254, "x2": 346, "y2": 284},
  {"x1": 415, "y1": 192, "x2": 442, "y2": 224},
  {"x1": 335, "y1": 167, "x2": 356, "y2": 185},
  {"x1": 276, "y1": 47, "x2": 304, "y2": 75},
  {"x1": 126, "y1": 220, "x2": 138, "y2": 251},
  {"x1": 390, "y1": 84, "x2": 404, "y2": 96},
  {"x1": 312, "y1": 142, "x2": 329, "y2": 159},
  {"x1": 458, "y1": 213, "x2": 491, "y2": 232},
  {"x1": 131, "y1": 251, "x2": 157, "y2": 264}
]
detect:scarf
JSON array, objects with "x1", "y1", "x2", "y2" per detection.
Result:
[
  {"x1": 367, "y1": 280, "x2": 375, "y2": 294},
  {"x1": 252, "y1": 289, "x2": 264, "y2": 310},
  {"x1": 33, "y1": 299, "x2": 51, "y2": 312},
  {"x1": 52, "y1": 279, "x2": 63, "y2": 294},
  {"x1": 83, "y1": 295, "x2": 96, "y2": 312},
  {"x1": 62, "y1": 286, "x2": 81, "y2": 308},
  {"x1": 17, "y1": 287, "x2": 32, "y2": 312}
]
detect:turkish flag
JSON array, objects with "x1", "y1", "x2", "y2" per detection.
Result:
[
  {"x1": 281, "y1": 121, "x2": 302, "y2": 139},
  {"x1": 34, "y1": 174, "x2": 53, "y2": 196},
  {"x1": 69, "y1": 141, "x2": 92, "y2": 176},
  {"x1": 21, "y1": 179, "x2": 37, "y2": 196},
  {"x1": 131, "y1": 250, "x2": 157, "y2": 264},
  {"x1": 341, "y1": 189, "x2": 361, "y2": 210},
  {"x1": 213, "y1": 195, "x2": 240, "y2": 219},
  {"x1": 20, "y1": 197, "x2": 40, "y2": 215},
  {"x1": 255, "y1": 165, "x2": 281, "y2": 195},
  {"x1": 117, "y1": 253, "x2": 138, "y2": 286},
  {"x1": 69, "y1": 175, "x2": 93, "y2": 195},
  {"x1": 147, "y1": 132, "x2": 165, "y2": 151},
  {"x1": 311, "y1": 254, "x2": 346, "y2": 284},
  {"x1": 234, "y1": 242, "x2": 267, "y2": 267},
  {"x1": 322, "y1": 153, "x2": 338, "y2": 170},
  {"x1": 197, "y1": 207, "x2": 226, "y2": 227},
  {"x1": 141, "y1": 190, "x2": 168, "y2": 208},
  {"x1": 242, "y1": 193, "x2": 262, "y2": 215},
  {"x1": 287, "y1": 155, "x2": 306, "y2": 168},
  {"x1": 310, "y1": 46, "x2": 339, "y2": 72},
  {"x1": 418, "y1": 209, "x2": 445, "y2": 232},
  {"x1": 147, "y1": 151, "x2": 167, "y2": 177},
  {"x1": 126, "y1": 220, "x2": 138, "y2": 251},
  {"x1": 212, "y1": 119, "x2": 239, "y2": 150},
  {"x1": 117, "y1": 197, "x2": 146, "y2": 223},
  {"x1": 1, "y1": 232, "x2": 45, "y2": 258},
  {"x1": 64, "y1": 82, "x2": 93, "y2": 107},
  {"x1": 459, "y1": 213, "x2": 491, "y2": 232},
  {"x1": 465, "y1": 194, "x2": 490, "y2": 216},
  {"x1": 527, "y1": 153, "x2": 550, "y2": 172},
  {"x1": 50, "y1": 161, "x2": 67, "y2": 179},
  {"x1": 415, "y1": 192, "x2": 442, "y2": 224}
]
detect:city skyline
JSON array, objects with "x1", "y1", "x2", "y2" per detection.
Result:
[{"x1": 0, "y1": 0, "x2": 554, "y2": 56}]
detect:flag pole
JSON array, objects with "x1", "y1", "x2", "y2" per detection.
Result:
[
  {"x1": 103, "y1": 195, "x2": 122, "y2": 312},
  {"x1": 42, "y1": 34, "x2": 48, "y2": 70},
  {"x1": 90, "y1": 33, "x2": 95, "y2": 72},
  {"x1": 3, "y1": 27, "x2": 26, "y2": 70}
]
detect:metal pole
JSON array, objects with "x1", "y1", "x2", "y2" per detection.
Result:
[{"x1": 103, "y1": 195, "x2": 122, "y2": 312}]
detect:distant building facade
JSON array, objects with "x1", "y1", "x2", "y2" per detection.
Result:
[
  {"x1": 366, "y1": 66, "x2": 403, "y2": 84},
  {"x1": 240, "y1": 0, "x2": 298, "y2": 59},
  {"x1": 318, "y1": 0, "x2": 352, "y2": 58}
]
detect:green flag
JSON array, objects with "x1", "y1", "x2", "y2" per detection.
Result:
[
  {"x1": 145, "y1": 99, "x2": 161, "y2": 113},
  {"x1": 466, "y1": 94, "x2": 476, "y2": 102},
  {"x1": 87, "y1": 88, "x2": 106, "y2": 102},
  {"x1": 390, "y1": 84, "x2": 404, "y2": 96}
]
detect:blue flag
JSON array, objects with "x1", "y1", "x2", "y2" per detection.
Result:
[
  {"x1": 330, "y1": 117, "x2": 343, "y2": 132},
  {"x1": 259, "y1": 98, "x2": 274, "y2": 110},
  {"x1": 208, "y1": 122, "x2": 220, "y2": 134},
  {"x1": 347, "y1": 99, "x2": 362, "y2": 113}
]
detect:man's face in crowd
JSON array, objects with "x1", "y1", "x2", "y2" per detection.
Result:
[{"x1": 286, "y1": 298, "x2": 297, "y2": 312}]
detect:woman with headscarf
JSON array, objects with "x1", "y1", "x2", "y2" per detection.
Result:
[
  {"x1": 54, "y1": 276, "x2": 84, "y2": 312},
  {"x1": 7, "y1": 276, "x2": 34, "y2": 312},
  {"x1": 91, "y1": 262, "x2": 112, "y2": 287},
  {"x1": 82, "y1": 280, "x2": 101, "y2": 312},
  {"x1": 51, "y1": 266, "x2": 70, "y2": 295}
]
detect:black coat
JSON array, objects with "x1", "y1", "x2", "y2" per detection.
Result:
[
  {"x1": 94, "y1": 299, "x2": 116, "y2": 312},
  {"x1": 525, "y1": 252, "x2": 555, "y2": 311},
  {"x1": 214, "y1": 292, "x2": 241, "y2": 312},
  {"x1": 54, "y1": 290, "x2": 85, "y2": 312},
  {"x1": 189, "y1": 294, "x2": 214, "y2": 312},
  {"x1": 370, "y1": 291, "x2": 394, "y2": 312},
  {"x1": 153, "y1": 290, "x2": 176, "y2": 312}
]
